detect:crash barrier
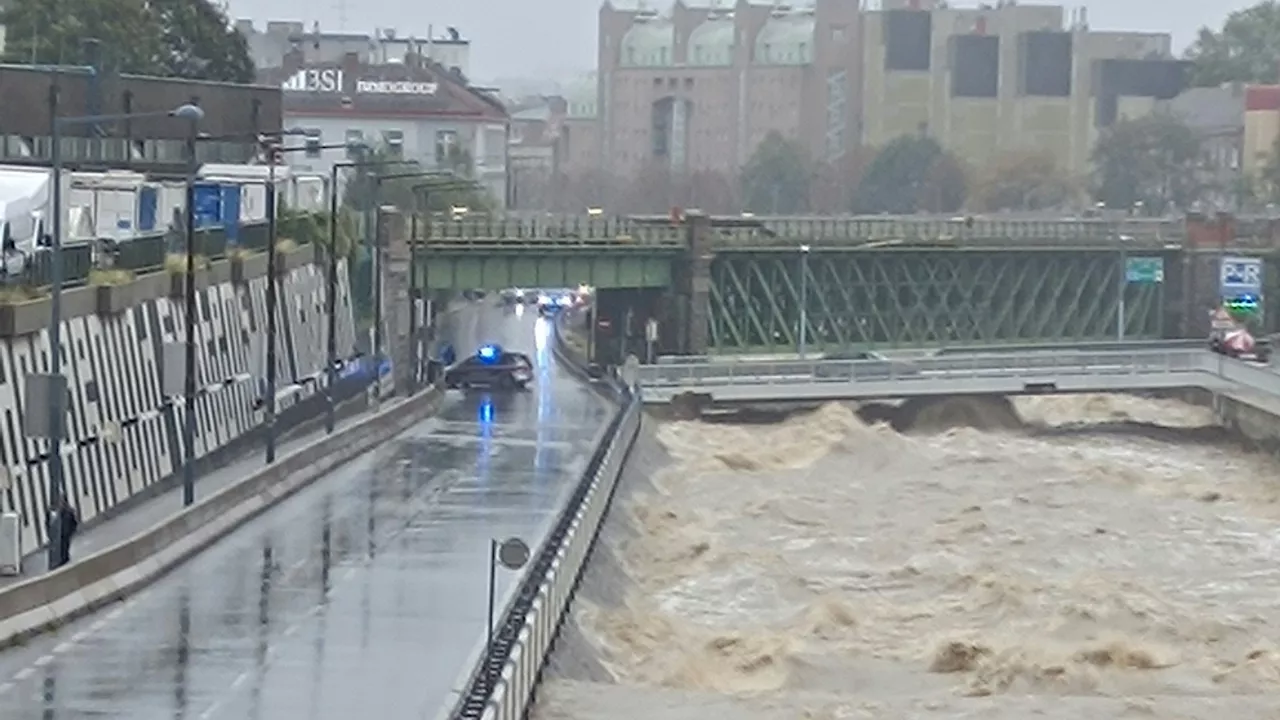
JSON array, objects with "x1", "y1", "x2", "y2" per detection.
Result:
[
  {"x1": 0, "y1": 381, "x2": 448, "y2": 648},
  {"x1": 633, "y1": 349, "x2": 1280, "y2": 403},
  {"x1": 444, "y1": 310, "x2": 640, "y2": 720}
]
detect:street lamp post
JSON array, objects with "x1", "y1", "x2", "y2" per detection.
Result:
[
  {"x1": 323, "y1": 156, "x2": 413, "y2": 432},
  {"x1": 180, "y1": 116, "x2": 201, "y2": 506},
  {"x1": 405, "y1": 177, "x2": 477, "y2": 393},
  {"x1": 202, "y1": 135, "x2": 356, "y2": 463},
  {"x1": 368, "y1": 170, "x2": 455, "y2": 390},
  {"x1": 798, "y1": 244, "x2": 810, "y2": 358},
  {"x1": 44, "y1": 103, "x2": 203, "y2": 566}
]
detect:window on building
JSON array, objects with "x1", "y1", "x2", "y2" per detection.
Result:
[
  {"x1": 435, "y1": 129, "x2": 458, "y2": 166},
  {"x1": 383, "y1": 130, "x2": 404, "y2": 157},
  {"x1": 304, "y1": 129, "x2": 322, "y2": 158}
]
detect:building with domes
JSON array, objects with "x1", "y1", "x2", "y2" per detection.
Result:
[
  {"x1": 588, "y1": 0, "x2": 1190, "y2": 207},
  {"x1": 597, "y1": 0, "x2": 862, "y2": 183}
]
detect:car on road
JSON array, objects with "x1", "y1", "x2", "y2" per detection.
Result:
[
  {"x1": 445, "y1": 344, "x2": 534, "y2": 390},
  {"x1": 537, "y1": 291, "x2": 573, "y2": 317},
  {"x1": 1208, "y1": 306, "x2": 1271, "y2": 363},
  {"x1": 1210, "y1": 327, "x2": 1271, "y2": 362}
]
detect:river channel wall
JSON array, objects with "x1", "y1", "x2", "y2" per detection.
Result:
[{"x1": 0, "y1": 253, "x2": 358, "y2": 554}]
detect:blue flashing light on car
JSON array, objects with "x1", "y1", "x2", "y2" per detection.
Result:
[{"x1": 477, "y1": 344, "x2": 501, "y2": 363}]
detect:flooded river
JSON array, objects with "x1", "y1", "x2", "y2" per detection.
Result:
[{"x1": 535, "y1": 394, "x2": 1280, "y2": 719}]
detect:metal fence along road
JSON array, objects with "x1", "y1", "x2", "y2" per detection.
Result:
[{"x1": 634, "y1": 349, "x2": 1280, "y2": 403}]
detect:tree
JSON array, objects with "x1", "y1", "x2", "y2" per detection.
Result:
[
  {"x1": 349, "y1": 144, "x2": 493, "y2": 216},
  {"x1": 1, "y1": 0, "x2": 255, "y2": 83},
  {"x1": 970, "y1": 150, "x2": 1077, "y2": 211},
  {"x1": 1185, "y1": 1, "x2": 1280, "y2": 86},
  {"x1": 148, "y1": 0, "x2": 255, "y2": 83},
  {"x1": 1092, "y1": 113, "x2": 1204, "y2": 212},
  {"x1": 853, "y1": 134, "x2": 968, "y2": 213},
  {"x1": 740, "y1": 131, "x2": 810, "y2": 214}
]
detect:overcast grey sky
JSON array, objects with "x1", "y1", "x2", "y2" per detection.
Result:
[{"x1": 227, "y1": 0, "x2": 1263, "y2": 82}]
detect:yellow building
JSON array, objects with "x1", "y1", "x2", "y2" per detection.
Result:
[
  {"x1": 1242, "y1": 85, "x2": 1280, "y2": 182},
  {"x1": 861, "y1": 0, "x2": 1187, "y2": 176}
]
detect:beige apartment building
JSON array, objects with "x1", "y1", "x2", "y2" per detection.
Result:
[
  {"x1": 586, "y1": 0, "x2": 1190, "y2": 182},
  {"x1": 863, "y1": 0, "x2": 1187, "y2": 176}
]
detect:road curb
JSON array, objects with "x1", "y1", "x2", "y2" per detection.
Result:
[{"x1": 0, "y1": 384, "x2": 447, "y2": 650}]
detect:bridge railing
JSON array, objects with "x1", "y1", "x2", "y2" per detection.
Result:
[
  {"x1": 636, "y1": 349, "x2": 1213, "y2": 387},
  {"x1": 732, "y1": 216, "x2": 1184, "y2": 248},
  {"x1": 421, "y1": 217, "x2": 685, "y2": 248},
  {"x1": 421, "y1": 214, "x2": 1187, "y2": 249}
]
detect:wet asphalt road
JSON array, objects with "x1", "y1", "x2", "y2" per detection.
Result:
[{"x1": 0, "y1": 304, "x2": 611, "y2": 720}]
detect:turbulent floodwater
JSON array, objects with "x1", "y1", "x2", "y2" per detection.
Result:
[{"x1": 534, "y1": 394, "x2": 1280, "y2": 719}]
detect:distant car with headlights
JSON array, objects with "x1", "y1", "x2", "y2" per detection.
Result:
[
  {"x1": 444, "y1": 344, "x2": 534, "y2": 390},
  {"x1": 537, "y1": 291, "x2": 573, "y2": 316}
]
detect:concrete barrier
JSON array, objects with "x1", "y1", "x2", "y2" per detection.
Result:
[
  {"x1": 0, "y1": 383, "x2": 448, "y2": 648},
  {"x1": 441, "y1": 310, "x2": 640, "y2": 720}
]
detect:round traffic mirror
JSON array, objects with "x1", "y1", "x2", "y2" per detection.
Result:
[{"x1": 497, "y1": 537, "x2": 530, "y2": 570}]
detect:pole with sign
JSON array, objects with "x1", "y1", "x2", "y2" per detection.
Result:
[
  {"x1": 1220, "y1": 256, "x2": 1264, "y2": 325},
  {"x1": 1120, "y1": 256, "x2": 1163, "y2": 340}
]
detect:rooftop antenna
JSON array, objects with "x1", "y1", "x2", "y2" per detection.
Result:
[{"x1": 334, "y1": 0, "x2": 348, "y2": 31}]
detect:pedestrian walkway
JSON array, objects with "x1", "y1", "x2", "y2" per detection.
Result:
[{"x1": 0, "y1": 410, "x2": 370, "y2": 587}]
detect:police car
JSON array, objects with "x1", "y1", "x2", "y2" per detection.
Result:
[{"x1": 444, "y1": 344, "x2": 534, "y2": 390}]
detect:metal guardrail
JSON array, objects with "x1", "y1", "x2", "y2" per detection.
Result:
[
  {"x1": 931, "y1": 339, "x2": 1206, "y2": 355},
  {"x1": 662, "y1": 339, "x2": 1207, "y2": 365},
  {"x1": 421, "y1": 214, "x2": 1195, "y2": 249},
  {"x1": 634, "y1": 349, "x2": 1280, "y2": 402}
]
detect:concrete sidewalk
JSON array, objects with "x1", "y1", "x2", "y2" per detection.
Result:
[{"x1": 0, "y1": 410, "x2": 372, "y2": 587}]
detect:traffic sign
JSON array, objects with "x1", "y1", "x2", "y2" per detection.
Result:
[
  {"x1": 1221, "y1": 256, "x2": 1263, "y2": 295},
  {"x1": 1125, "y1": 257, "x2": 1163, "y2": 284}
]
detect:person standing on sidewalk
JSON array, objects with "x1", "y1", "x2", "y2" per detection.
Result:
[{"x1": 46, "y1": 498, "x2": 79, "y2": 570}]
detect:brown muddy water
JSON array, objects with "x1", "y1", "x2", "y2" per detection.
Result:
[{"x1": 534, "y1": 394, "x2": 1280, "y2": 720}]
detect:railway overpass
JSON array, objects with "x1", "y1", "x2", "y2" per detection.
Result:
[{"x1": 418, "y1": 212, "x2": 1274, "y2": 358}]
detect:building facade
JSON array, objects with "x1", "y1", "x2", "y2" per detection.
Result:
[
  {"x1": 238, "y1": 20, "x2": 471, "y2": 79},
  {"x1": 590, "y1": 0, "x2": 1189, "y2": 187},
  {"x1": 598, "y1": 0, "x2": 861, "y2": 178},
  {"x1": 862, "y1": 0, "x2": 1188, "y2": 176},
  {"x1": 257, "y1": 51, "x2": 509, "y2": 206}
]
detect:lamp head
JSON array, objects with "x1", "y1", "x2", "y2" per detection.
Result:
[{"x1": 169, "y1": 104, "x2": 205, "y2": 122}]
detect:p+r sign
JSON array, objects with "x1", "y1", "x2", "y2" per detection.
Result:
[{"x1": 1220, "y1": 256, "x2": 1263, "y2": 295}]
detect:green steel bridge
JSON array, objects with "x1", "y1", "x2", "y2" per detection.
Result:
[{"x1": 417, "y1": 213, "x2": 1277, "y2": 354}]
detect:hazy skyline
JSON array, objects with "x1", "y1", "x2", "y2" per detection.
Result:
[{"x1": 228, "y1": 0, "x2": 1263, "y2": 82}]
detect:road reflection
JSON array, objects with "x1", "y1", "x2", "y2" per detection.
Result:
[
  {"x1": 174, "y1": 585, "x2": 192, "y2": 718},
  {"x1": 41, "y1": 662, "x2": 54, "y2": 720},
  {"x1": 250, "y1": 541, "x2": 274, "y2": 719}
]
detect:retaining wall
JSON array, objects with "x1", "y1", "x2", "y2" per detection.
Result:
[{"x1": 0, "y1": 261, "x2": 358, "y2": 553}]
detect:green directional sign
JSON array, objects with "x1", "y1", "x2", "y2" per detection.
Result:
[{"x1": 1125, "y1": 257, "x2": 1163, "y2": 284}]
